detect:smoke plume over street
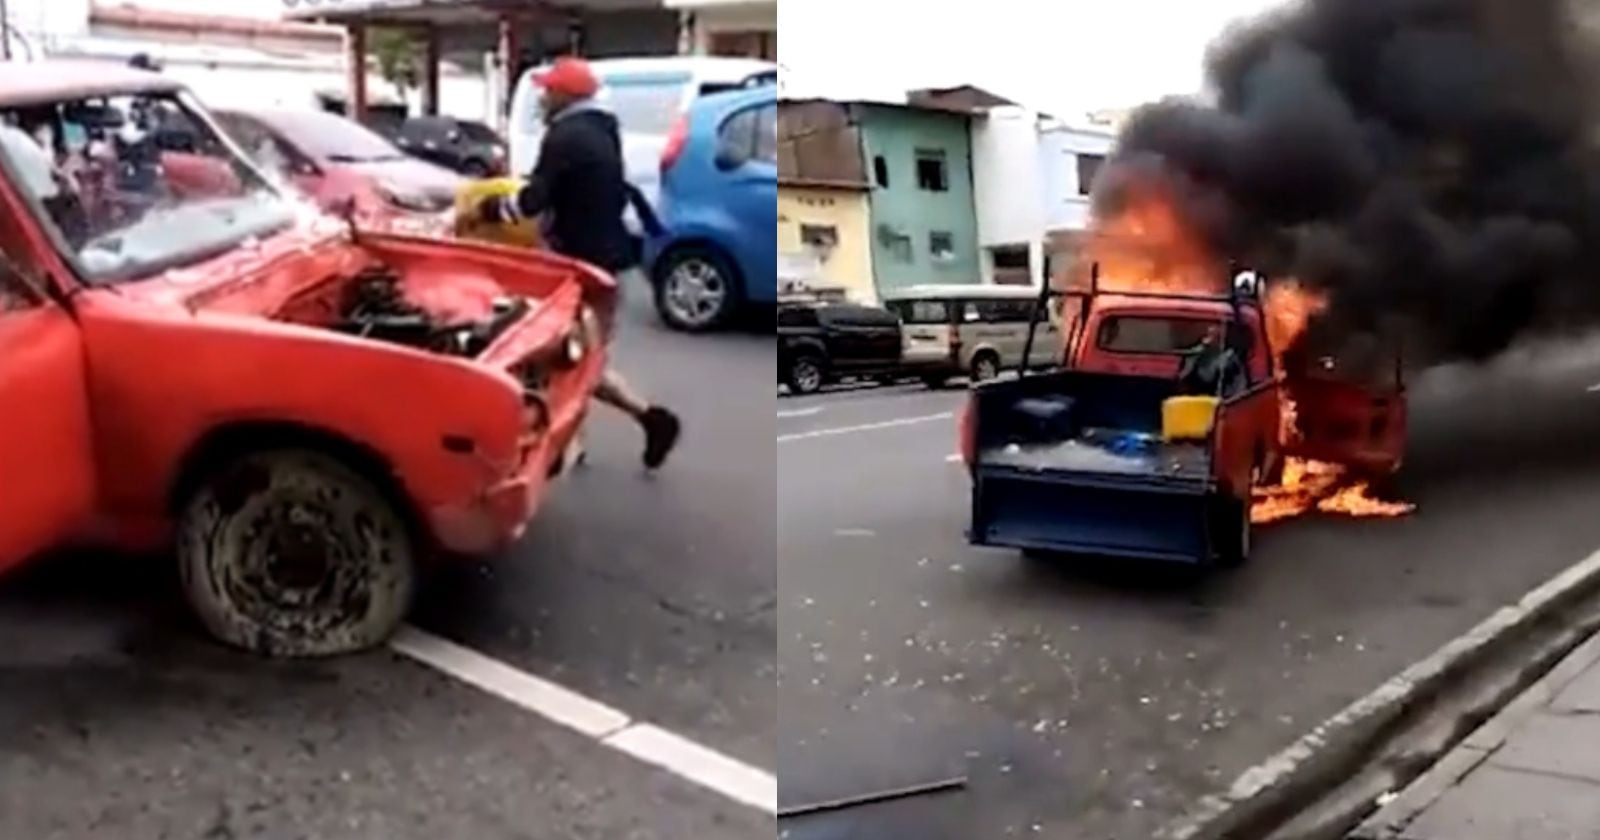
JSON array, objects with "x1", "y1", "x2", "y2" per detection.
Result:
[{"x1": 1101, "y1": 0, "x2": 1600, "y2": 362}]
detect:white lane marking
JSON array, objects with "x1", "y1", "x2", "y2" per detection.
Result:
[
  {"x1": 607, "y1": 724, "x2": 777, "y2": 814},
  {"x1": 833, "y1": 528, "x2": 877, "y2": 537},
  {"x1": 390, "y1": 627, "x2": 776, "y2": 815},
  {"x1": 777, "y1": 411, "x2": 954, "y2": 443},
  {"x1": 1586, "y1": 382, "x2": 1600, "y2": 392},
  {"x1": 391, "y1": 627, "x2": 628, "y2": 737},
  {"x1": 777, "y1": 407, "x2": 825, "y2": 418}
]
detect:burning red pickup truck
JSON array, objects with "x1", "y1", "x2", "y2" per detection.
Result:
[
  {"x1": 0, "y1": 64, "x2": 612, "y2": 656},
  {"x1": 960, "y1": 187, "x2": 1414, "y2": 568}
]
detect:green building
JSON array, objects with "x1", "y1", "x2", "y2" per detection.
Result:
[
  {"x1": 853, "y1": 103, "x2": 980, "y2": 292},
  {"x1": 778, "y1": 98, "x2": 981, "y2": 296}
]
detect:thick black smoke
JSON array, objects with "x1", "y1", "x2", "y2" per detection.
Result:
[{"x1": 1099, "y1": 0, "x2": 1600, "y2": 362}]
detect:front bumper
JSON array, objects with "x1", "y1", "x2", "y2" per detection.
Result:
[{"x1": 426, "y1": 322, "x2": 606, "y2": 556}]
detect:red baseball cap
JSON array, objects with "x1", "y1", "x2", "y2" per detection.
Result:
[{"x1": 533, "y1": 57, "x2": 600, "y2": 98}]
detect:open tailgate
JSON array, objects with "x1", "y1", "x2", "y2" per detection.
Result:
[
  {"x1": 969, "y1": 467, "x2": 1211, "y2": 562},
  {"x1": 964, "y1": 370, "x2": 1216, "y2": 564}
]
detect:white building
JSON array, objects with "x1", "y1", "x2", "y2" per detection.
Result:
[
  {"x1": 1037, "y1": 120, "x2": 1114, "y2": 235},
  {"x1": 968, "y1": 104, "x2": 1113, "y2": 286},
  {"x1": 665, "y1": 0, "x2": 773, "y2": 60}
]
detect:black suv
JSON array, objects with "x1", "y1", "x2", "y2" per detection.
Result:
[
  {"x1": 779, "y1": 303, "x2": 905, "y2": 395},
  {"x1": 394, "y1": 116, "x2": 507, "y2": 177}
]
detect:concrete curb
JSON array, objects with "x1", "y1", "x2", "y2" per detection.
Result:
[
  {"x1": 1348, "y1": 629, "x2": 1600, "y2": 839},
  {"x1": 1157, "y1": 547, "x2": 1600, "y2": 840}
]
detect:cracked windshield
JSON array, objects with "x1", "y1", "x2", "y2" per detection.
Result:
[{"x1": 0, "y1": 91, "x2": 293, "y2": 282}]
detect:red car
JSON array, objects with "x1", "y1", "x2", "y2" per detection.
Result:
[
  {"x1": 212, "y1": 107, "x2": 463, "y2": 222},
  {"x1": 0, "y1": 64, "x2": 611, "y2": 657}
]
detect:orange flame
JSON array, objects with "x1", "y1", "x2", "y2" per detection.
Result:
[
  {"x1": 1066, "y1": 171, "x2": 1413, "y2": 528},
  {"x1": 1069, "y1": 179, "x2": 1224, "y2": 296},
  {"x1": 1263, "y1": 280, "x2": 1329, "y2": 372},
  {"x1": 1251, "y1": 457, "x2": 1416, "y2": 525}
]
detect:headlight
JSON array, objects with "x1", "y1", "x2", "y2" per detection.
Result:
[
  {"x1": 563, "y1": 328, "x2": 587, "y2": 366},
  {"x1": 579, "y1": 304, "x2": 602, "y2": 345}
]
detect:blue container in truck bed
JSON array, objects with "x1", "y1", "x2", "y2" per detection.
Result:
[{"x1": 965, "y1": 370, "x2": 1257, "y2": 567}]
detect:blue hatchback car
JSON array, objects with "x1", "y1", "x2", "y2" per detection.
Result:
[{"x1": 646, "y1": 84, "x2": 777, "y2": 331}]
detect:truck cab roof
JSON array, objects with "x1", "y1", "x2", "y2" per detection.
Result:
[{"x1": 1087, "y1": 292, "x2": 1247, "y2": 318}]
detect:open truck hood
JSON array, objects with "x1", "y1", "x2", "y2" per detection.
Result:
[{"x1": 110, "y1": 217, "x2": 611, "y2": 366}]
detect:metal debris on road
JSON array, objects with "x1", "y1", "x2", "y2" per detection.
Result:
[{"x1": 777, "y1": 776, "x2": 968, "y2": 819}]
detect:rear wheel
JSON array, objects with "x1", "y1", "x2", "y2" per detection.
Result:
[
  {"x1": 787, "y1": 355, "x2": 826, "y2": 395},
  {"x1": 1210, "y1": 495, "x2": 1252, "y2": 569},
  {"x1": 970, "y1": 351, "x2": 1001, "y2": 383},
  {"x1": 654, "y1": 245, "x2": 741, "y2": 332},
  {"x1": 175, "y1": 449, "x2": 417, "y2": 658}
]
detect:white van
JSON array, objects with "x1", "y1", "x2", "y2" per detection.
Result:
[
  {"x1": 508, "y1": 56, "x2": 776, "y2": 207},
  {"x1": 880, "y1": 285, "x2": 1061, "y2": 387}
]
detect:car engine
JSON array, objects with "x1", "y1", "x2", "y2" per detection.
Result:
[{"x1": 337, "y1": 267, "x2": 529, "y2": 357}]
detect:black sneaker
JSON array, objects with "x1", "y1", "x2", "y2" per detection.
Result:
[{"x1": 641, "y1": 407, "x2": 682, "y2": 470}]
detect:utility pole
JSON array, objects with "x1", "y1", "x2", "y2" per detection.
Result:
[{"x1": 1, "y1": 0, "x2": 11, "y2": 61}]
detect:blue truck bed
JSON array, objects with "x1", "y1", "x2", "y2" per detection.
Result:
[{"x1": 966, "y1": 370, "x2": 1229, "y2": 564}]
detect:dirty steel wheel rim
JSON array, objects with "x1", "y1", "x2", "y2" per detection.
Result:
[
  {"x1": 974, "y1": 357, "x2": 998, "y2": 381},
  {"x1": 793, "y1": 359, "x2": 822, "y2": 392},
  {"x1": 665, "y1": 258, "x2": 727, "y2": 326},
  {"x1": 215, "y1": 465, "x2": 390, "y2": 639}
]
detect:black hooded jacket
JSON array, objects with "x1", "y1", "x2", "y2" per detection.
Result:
[{"x1": 507, "y1": 105, "x2": 654, "y2": 273}]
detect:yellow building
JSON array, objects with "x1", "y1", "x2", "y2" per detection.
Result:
[{"x1": 777, "y1": 180, "x2": 877, "y2": 304}]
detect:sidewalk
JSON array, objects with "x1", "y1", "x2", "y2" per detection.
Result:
[{"x1": 1351, "y1": 630, "x2": 1600, "y2": 840}]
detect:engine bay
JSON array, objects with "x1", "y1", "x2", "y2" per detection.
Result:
[{"x1": 333, "y1": 266, "x2": 530, "y2": 357}]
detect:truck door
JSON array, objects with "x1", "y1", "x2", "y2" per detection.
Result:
[
  {"x1": 1282, "y1": 339, "x2": 1405, "y2": 475},
  {"x1": 857, "y1": 306, "x2": 906, "y2": 368},
  {"x1": 0, "y1": 264, "x2": 96, "y2": 574},
  {"x1": 1213, "y1": 382, "x2": 1281, "y2": 497},
  {"x1": 822, "y1": 307, "x2": 876, "y2": 372}
]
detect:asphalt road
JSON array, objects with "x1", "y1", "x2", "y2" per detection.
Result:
[
  {"x1": 778, "y1": 336, "x2": 1600, "y2": 839},
  {"x1": 0, "y1": 283, "x2": 776, "y2": 840}
]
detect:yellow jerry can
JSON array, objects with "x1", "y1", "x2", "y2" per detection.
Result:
[
  {"x1": 1162, "y1": 395, "x2": 1219, "y2": 441},
  {"x1": 453, "y1": 178, "x2": 545, "y2": 250}
]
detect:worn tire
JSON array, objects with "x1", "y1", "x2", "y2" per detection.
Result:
[
  {"x1": 787, "y1": 355, "x2": 826, "y2": 395},
  {"x1": 1210, "y1": 495, "x2": 1252, "y2": 570},
  {"x1": 970, "y1": 351, "x2": 1001, "y2": 383},
  {"x1": 176, "y1": 449, "x2": 417, "y2": 658}
]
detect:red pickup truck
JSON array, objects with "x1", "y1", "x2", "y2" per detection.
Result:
[
  {"x1": 1058, "y1": 274, "x2": 1407, "y2": 482},
  {"x1": 0, "y1": 65, "x2": 612, "y2": 656},
  {"x1": 961, "y1": 269, "x2": 1404, "y2": 567}
]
